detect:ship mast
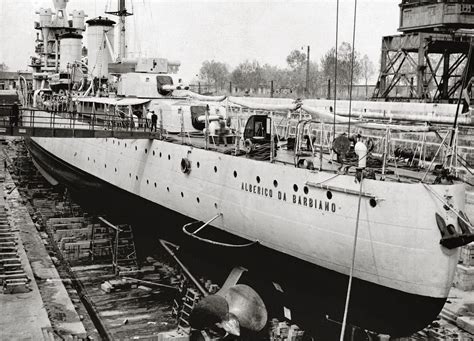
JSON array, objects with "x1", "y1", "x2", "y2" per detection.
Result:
[{"x1": 105, "y1": 0, "x2": 132, "y2": 62}]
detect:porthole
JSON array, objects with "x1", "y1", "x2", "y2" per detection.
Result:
[
  {"x1": 104, "y1": 164, "x2": 107, "y2": 168},
  {"x1": 197, "y1": 162, "x2": 200, "y2": 168},
  {"x1": 233, "y1": 171, "x2": 237, "y2": 178},
  {"x1": 153, "y1": 151, "x2": 155, "y2": 156},
  {"x1": 115, "y1": 168, "x2": 117, "y2": 172},
  {"x1": 154, "y1": 182, "x2": 157, "y2": 187},
  {"x1": 74, "y1": 152, "x2": 77, "y2": 157},
  {"x1": 303, "y1": 186, "x2": 309, "y2": 195},
  {"x1": 196, "y1": 197, "x2": 200, "y2": 203},
  {"x1": 136, "y1": 175, "x2": 138, "y2": 181},
  {"x1": 113, "y1": 140, "x2": 115, "y2": 144},
  {"x1": 326, "y1": 191, "x2": 332, "y2": 200},
  {"x1": 145, "y1": 148, "x2": 148, "y2": 154},
  {"x1": 293, "y1": 184, "x2": 298, "y2": 192},
  {"x1": 118, "y1": 141, "x2": 120, "y2": 146},
  {"x1": 214, "y1": 203, "x2": 218, "y2": 209},
  {"x1": 135, "y1": 146, "x2": 137, "y2": 151},
  {"x1": 369, "y1": 198, "x2": 377, "y2": 208},
  {"x1": 167, "y1": 187, "x2": 170, "y2": 192},
  {"x1": 146, "y1": 179, "x2": 149, "y2": 184},
  {"x1": 168, "y1": 155, "x2": 171, "y2": 160},
  {"x1": 125, "y1": 143, "x2": 127, "y2": 147},
  {"x1": 93, "y1": 159, "x2": 95, "y2": 163},
  {"x1": 129, "y1": 173, "x2": 131, "y2": 178},
  {"x1": 87, "y1": 157, "x2": 90, "y2": 161},
  {"x1": 273, "y1": 180, "x2": 278, "y2": 188},
  {"x1": 159, "y1": 152, "x2": 162, "y2": 158},
  {"x1": 256, "y1": 176, "x2": 260, "y2": 183},
  {"x1": 181, "y1": 192, "x2": 184, "y2": 198},
  {"x1": 214, "y1": 166, "x2": 217, "y2": 173}
]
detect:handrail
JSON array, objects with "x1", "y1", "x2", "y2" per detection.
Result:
[{"x1": 0, "y1": 108, "x2": 153, "y2": 136}]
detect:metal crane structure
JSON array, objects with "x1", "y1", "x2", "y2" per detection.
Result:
[{"x1": 373, "y1": 0, "x2": 474, "y2": 103}]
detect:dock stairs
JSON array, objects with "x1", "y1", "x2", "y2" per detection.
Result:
[{"x1": 0, "y1": 205, "x2": 29, "y2": 294}]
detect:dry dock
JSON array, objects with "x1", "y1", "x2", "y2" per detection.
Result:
[
  {"x1": 1, "y1": 138, "x2": 179, "y2": 340},
  {"x1": 1, "y1": 137, "x2": 474, "y2": 340},
  {"x1": 0, "y1": 156, "x2": 86, "y2": 339}
]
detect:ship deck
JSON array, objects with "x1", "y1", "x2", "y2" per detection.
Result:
[
  {"x1": 165, "y1": 132, "x2": 441, "y2": 185},
  {"x1": 9, "y1": 108, "x2": 460, "y2": 185}
]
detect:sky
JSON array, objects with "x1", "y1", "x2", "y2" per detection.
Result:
[{"x1": 0, "y1": 0, "x2": 400, "y2": 82}]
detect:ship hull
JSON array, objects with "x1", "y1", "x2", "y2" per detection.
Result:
[{"x1": 24, "y1": 136, "x2": 448, "y2": 336}]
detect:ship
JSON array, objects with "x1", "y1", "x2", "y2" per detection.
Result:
[{"x1": 18, "y1": 0, "x2": 474, "y2": 337}]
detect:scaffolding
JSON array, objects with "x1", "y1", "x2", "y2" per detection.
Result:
[{"x1": 373, "y1": 0, "x2": 474, "y2": 102}]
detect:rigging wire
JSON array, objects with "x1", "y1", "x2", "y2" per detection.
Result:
[
  {"x1": 339, "y1": 172, "x2": 364, "y2": 341},
  {"x1": 450, "y1": 43, "x2": 473, "y2": 147},
  {"x1": 332, "y1": 0, "x2": 340, "y2": 140},
  {"x1": 347, "y1": 0, "x2": 358, "y2": 136}
]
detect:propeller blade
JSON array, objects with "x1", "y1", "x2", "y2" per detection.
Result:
[{"x1": 220, "y1": 284, "x2": 268, "y2": 332}]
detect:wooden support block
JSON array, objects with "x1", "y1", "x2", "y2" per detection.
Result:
[
  {"x1": 0, "y1": 258, "x2": 21, "y2": 265},
  {"x1": 454, "y1": 264, "x2": 474, "y2": 291},
  {"x1": 0, "y1": 273, "x2": 28, "y2": 281},
  {"x1": 0, "y1": 252, "x2": 17, "y2": 259},
  {"x1": 4, "y1": 282, "x2": 30, "y2": 294}
]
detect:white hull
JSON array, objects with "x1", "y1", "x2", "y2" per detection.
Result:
[{"x1": 30, "y1": 135, "x2": 463, "y2": 299}]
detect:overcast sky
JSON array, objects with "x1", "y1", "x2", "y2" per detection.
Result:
[{"x1": 0, "y1": 0, "x2": 400, "y2": 82}]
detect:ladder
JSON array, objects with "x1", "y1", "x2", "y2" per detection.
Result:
[
  {"x1": 177, "y1": 288, "x2": 200, "y2": 334},
  {"x1": 90, "y1": 223, "x2": 112, "y2": 263},
  {"x1": 112, "y1": 223, "x2": 138, "y2": 274}
]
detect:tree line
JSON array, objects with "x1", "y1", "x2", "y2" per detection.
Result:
[{"x1": 198, "y1": 42, "x2": 375, "y2": 97}]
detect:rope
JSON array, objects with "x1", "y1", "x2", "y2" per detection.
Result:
[
  {"x1": 422, "y1": 183, "x2": 473, "y2": 229},
  {"x1": 339, "y1": 172, "x2": 364, "y2": 341},
  {"x1": 247, "y1": 142, "x2": 273, "y2": 161},
  {"x1": 347, "y1": 0, "x2": 358, "y2": 136},
  {"x1": 182, "y1": 221, "x2": 259, "y2": 248}
]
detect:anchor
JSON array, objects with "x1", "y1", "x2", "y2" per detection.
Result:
[{"x1": 436, "y1": 211, "x2": 474, "y2": 249}]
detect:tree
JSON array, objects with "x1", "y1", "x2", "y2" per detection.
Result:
[
  {"x1": 199, "y1": 60, "x2": 229, "y2": 92},
  {"x1": 360, "y1": 54, "x2": 375, "y2": 98},
  {"x1": 320, "y1": 42, "x2": 362, "y2": 95},
  {"x1": 230, "y1": 60, "x2": 265, "y2": 91},
  {"x1": 0, "y1": 63, "x2": 8, "y2": 71},
  {"x1": 286, "y1": 50, "x2": 306, "y2": 71}
]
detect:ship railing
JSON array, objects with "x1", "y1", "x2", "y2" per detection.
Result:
[{"x1": 0, "y1": 108, "x2": 155, "y2": 138}]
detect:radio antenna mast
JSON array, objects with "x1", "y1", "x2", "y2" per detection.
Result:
[{"x1": 106, "y1": 0, "x2": 133, "y2": 62}]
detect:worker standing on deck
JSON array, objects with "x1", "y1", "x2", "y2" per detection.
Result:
[
  {"x1": 217, "y1": 117, "x2": 227, "y2": 147},
  {"x1": 150, "y1": 111, "x2": 158, "y2": 132},
  {"x1": 10, "y1": 102, "x2": 19, "y2": 127}
]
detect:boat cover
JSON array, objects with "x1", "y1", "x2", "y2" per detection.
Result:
[
  {"x1": 75, "y1": 97, "x2": 151, "y2": 106},
  {"x1": 228, "y1": 96, "x2": 298, "y2": 111}
]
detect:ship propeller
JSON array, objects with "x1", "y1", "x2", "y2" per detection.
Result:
[{"x1": 189, "y1": 284, "x2": 267, "y2": 336}]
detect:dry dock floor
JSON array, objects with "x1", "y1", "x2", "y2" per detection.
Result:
[
  {"x1": 0, "y1": 171, "x2": 86, "y2": 340},
  {"x1": 0, "y1": 180, "x2": 52, "y2": 340}
]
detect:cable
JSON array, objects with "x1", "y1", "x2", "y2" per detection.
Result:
[
  {"x1": 339, "y1": 172, "x2": 364, "y2": 341},
  {"x1": 332, "y1": 0, "x2": 340, "y2": 140},
  {"x1": 348, "y1": 0, "x2": 358, "y2": 136}
]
